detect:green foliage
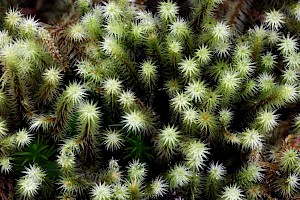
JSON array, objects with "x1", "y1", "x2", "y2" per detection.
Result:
[
  {"x1": 13, "y1": 135, "x2": 58, "y2": 178},
  {"x1": 124, "y1": 132, "x2": 154, "y2": 161}
]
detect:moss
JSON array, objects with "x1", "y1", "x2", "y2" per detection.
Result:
[{"x1": 1, "y1": 0, "x2": 300, "y2": 199}]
